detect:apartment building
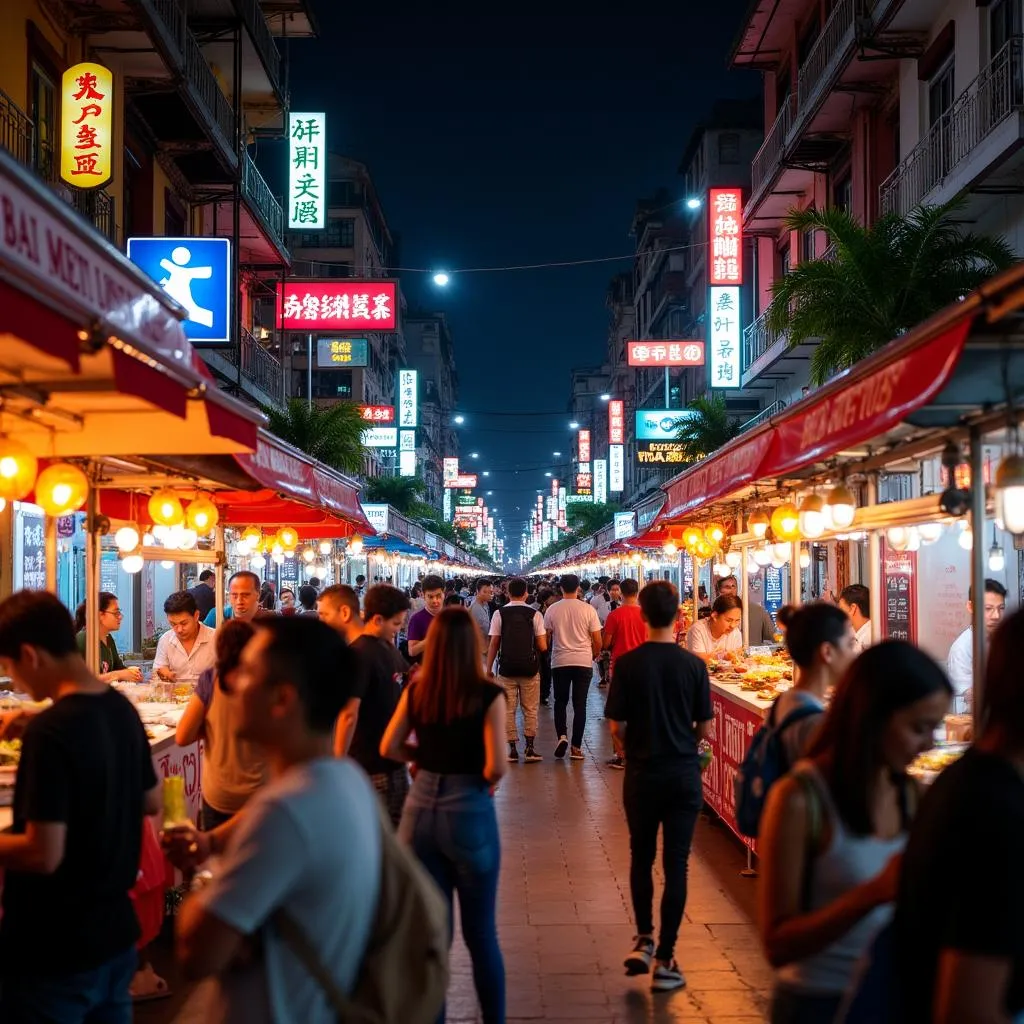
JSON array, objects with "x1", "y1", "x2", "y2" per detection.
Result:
[{"x1": 733, "y1": 0, "x2": 1024, "y2": 401}]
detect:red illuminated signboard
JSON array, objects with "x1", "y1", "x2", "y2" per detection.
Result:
[
  {"x1": 608, "y1": 400, "x2": 625, "y2": 445},
  {"x1": 360, "y1": 405, "x2": 394, "y2": 423},
  {"x1": 626, "y1": 340, "x2": 705, "y2": 367},
  {"x1": 445, "y1": 474, "x2": 478, "y2": 489},
  {"x1": 276, "y1": 280, "x2": 398, "y2": 331},
  {"x1": 578, "y1": 429, "x2": 591, "y2": 463},
  {"x1": 709, "y1": 189, "x2": 743, "y2": 286}
]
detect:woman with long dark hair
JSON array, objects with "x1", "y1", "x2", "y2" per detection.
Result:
[
  {"x1": 381, "y1": 606, "x2": 507, "y2": 1024},
  {"x1": 74, "y1": 592, "x2": 142, "y2": 683},
  {"x1": 758, "y1": 641, "x2": 951, "y2": 1024}
]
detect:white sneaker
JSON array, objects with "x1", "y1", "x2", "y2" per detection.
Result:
[
  {"x1": 651, "y1": 960, "x2": 686, "y2": 992},
  {"x1": 554, "y1": 735, "x2": 569, "y2": 759}
]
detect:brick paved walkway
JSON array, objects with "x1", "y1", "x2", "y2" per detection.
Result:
[{"x1": 146, "y1": 680, "x2": 771, "y2": 1023}]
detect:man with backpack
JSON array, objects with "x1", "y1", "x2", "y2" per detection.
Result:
[
  {"x1": 486, "y1": 577, "x2": 548, "y2": 763},
  {"x1": 734, "y1": 602, "x2": 857, "y2": 837}
]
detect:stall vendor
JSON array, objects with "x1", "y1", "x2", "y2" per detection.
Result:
[
  {"x1": 685, "y1": 595, "x2": 743, "y2": 662},
  {"x1": 838, "y1": 584, "x2": 872, "y2": 652},
  {"x1": 74, "y1": 593, "x2": 142, "y2": 684},
  {"x1": 947, "y1": 578, "x2": 1007, "y2": 714}
]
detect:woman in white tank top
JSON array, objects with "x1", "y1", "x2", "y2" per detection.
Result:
[{"x1": 757, "y1": 641, "x2": 952, "y2": 1024}]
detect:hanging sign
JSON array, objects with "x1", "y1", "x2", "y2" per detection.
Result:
[
  {"x1": 709, "y1": 188, "x2": 743, "y2": 286},
  {"x1": 277, "y1": 281, "x2": 397, "y2": 331},
  {"x1": 398, "y1": 369, "x2": 418, "y2": 427},
  {"x1": 608, "y1": 400, "x2": 625, "y2": 444},
  {"x1": 288, "y1": 112, "x2": 326, "y2": 229},
  {"x1": 61, "y1": 63, "x2": 113, "y2": 189},
  {"x1": 613, "y1": 511, "x2": 635, "y2": 540},
  {"x1": 316, "y1": 338, "x2": 369, "y2": 367},
  {"x1": 593, "y1": 458, "x2": 607, "y2": 504},
  {"x1": 578, "y1": 429, "x2": 591, "y2": 463},
  {"x1": 609, "y1": 444, "x2": 625, "y2": 492},
  {"x1": 709, "y1": 286, "x2": 741, "y2": 388},
  {"x1": 626, "y1": 341, "x2": 705, "y2": 367}
]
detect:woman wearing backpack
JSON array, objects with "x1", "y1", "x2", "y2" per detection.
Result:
[
  {"x1": 757, "y1": 641, "x2": 952, "y2": 1024},
  {"x1": 381, "y1": 606, "x2": 507, "y2": 1024}
]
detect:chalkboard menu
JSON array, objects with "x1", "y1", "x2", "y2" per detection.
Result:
[
  {"x1": 280, "y1": 555, "x2": 299, "y2": 586},
  {"x1": 882, "y1": 544, "x2": 917, "y2": 643},
  {"x1": 17, "y1": 508, "x2": 46, "y2": 590}
]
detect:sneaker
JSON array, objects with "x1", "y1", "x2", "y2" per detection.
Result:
[
  {"x1": 623, "y1": 936, "x2": 655, "y2": 976},
  {"x1": 607, "y1": 754, "x2": 625, "y2": 770},
  {"x1": 524, "y1": 744, "x2": 543, "y2": 763},
  {"x1": 651, "y1": 960, "x2": 686, "y2": 992},
  {"x1": 540, "y1": 697, "x2": 550, "y2": 707},
  {"x1": 507, "y1": 742, "x2": 519, "y2": 763},
  {"x1": 554, "y1": 735, "x2": 569, "y2": 759},
  {"x1": 570, "y1": 746, "x2": 584, "y2": 760}
]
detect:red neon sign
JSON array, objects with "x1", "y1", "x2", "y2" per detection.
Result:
[
  {"x1": 709, "y1": 188, "x2": 743, "y2": 286},
  {"x1": 360, "y1": 405, "x2": 394, "y2": 423},
  {"x1": 445, "y1": 474, "x2": 478, "y2": 489},
  {"x1": 276, "y1": 280, "x2": 398, "y2": 331},
  {"x1": 608, "y1": 400, "x2": 625, "y2": 445},
  {"x1": 578, "y1": 429, "x2": 591, "y2": 463},
  {"x1": 626, "y1": 340, "x2": 705, "y2": 367}
]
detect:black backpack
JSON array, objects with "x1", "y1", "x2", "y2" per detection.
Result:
[{"x1": 497, "y1": 605, "x2": 540, "y2": 678}]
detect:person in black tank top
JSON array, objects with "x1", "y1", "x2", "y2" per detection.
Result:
[{"x1": 381, "y1": 607, "x2": 507, "y2": 1024}]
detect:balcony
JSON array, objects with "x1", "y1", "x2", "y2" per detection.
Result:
[
  {"x1": 880, "y1": 38, "x2": 1024, "y2": 216},
  {"x1": 67, "y1": 189, "x2": 117, "y2": 245},
  {"x1": 796, "y1": 0, "x2": 858, "y2": 113},
  {"x1": 208, "y1": 326, "x2": 284, "y2": 407},
  {"x1": 750, "y1": 94, "x2": 796, "y2": 205},
  {"x1": 739, "y1": 399, "x2": 786, "y2": 433},
  {"x1": 0, "y1": 87, "x2": 32, "y2": 167}
]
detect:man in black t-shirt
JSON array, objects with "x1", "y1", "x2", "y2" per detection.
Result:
[
  {"x1": 335, "y1": 584, "x2": 412, "y2": 827},
  {"x1": 605, "y1": 580, "x2": 713, "y2": 994},
  {"x1": 0, "y1": 591, "x2": 161, "y2": 1020}
]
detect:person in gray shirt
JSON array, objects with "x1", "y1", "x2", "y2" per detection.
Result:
[
  {"x1": 716, "y1": 575, "x2": 777, "y2": 646},
  {"x1": 469, "y1": 578, "x2": 495, "y2": 664}
]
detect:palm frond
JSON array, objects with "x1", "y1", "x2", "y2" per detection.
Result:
[
  {"x1": 674, "y1": 394, "x2": 740, "y2": 462},
  {"x1": 263, "y1": 399, "x2": 368, "y2": 474}
]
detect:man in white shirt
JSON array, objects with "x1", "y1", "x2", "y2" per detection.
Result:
[
  {"x1": 838, "y1": 584, "x2": 872, "y2": 652},
  {"x1": 153, "y1": 591, "x2": 216, "y2": 687},
  {"x1": 543, "y1": 573, "x2": 602, "y2": 761},
  {"x1": 947, "y1": 578, "x2": 1007, "y2": 714}
]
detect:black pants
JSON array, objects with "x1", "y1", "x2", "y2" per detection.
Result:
[
  {"x1": 623, "y1": 766, "x2": 703, "y2": 962},
  {"x1": 552, "y1": 665, "x2": 592, "y2": 747},
  {"x1": 540, "y1": 650, "x2": 552, "y2": 702}
]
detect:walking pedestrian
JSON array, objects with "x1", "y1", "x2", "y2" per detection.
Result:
[
  {"x1": 757, "y1": 641, "x2": 951, "y2": 1024},
  {"x1": 543, "y1": 573, "x2": 602, "y2": 760},
  {"x1": 603, "y1": 577, "x2": 648, "y2": 769},
  {"x1": 381, "y1": 606, "x2": 507, "y2": 1024},
  {"x1": 469, "y1": 578, "x2": 496, "y2": 664},
  {"x1": 605, "y1": 581, "x2": 712, "y2": 992},
  {"x1": 486, "y1": 577, "x2": 547, "y2": 763}
]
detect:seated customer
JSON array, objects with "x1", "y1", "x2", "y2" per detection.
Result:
[{"x1": 685, "y1": 596, "x2": 743, "y2": 663}]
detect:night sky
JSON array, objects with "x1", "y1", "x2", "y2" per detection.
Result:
[{"x1": 288, "y1": 8, "x2": 759, "y2": 559}]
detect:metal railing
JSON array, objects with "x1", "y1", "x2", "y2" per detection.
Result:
[
  {"x1": 239, "y1": 327, "x2": 283, "y2": 402},
  {"x1": 147, "y1": 0, "x2": 186, "y2": 52},
  {"x1": 740, "y1": 400, "x2": 786, "y2": 433},
  {"x1": 743, "y1": 301, "x2": 787, "y2": 370},
  {"x1": 238, "y1": 0, "x2": 281, "y2": 90},
  {"x1": 0, "y1": 87, "x2": 33, "y2": 166},
  {"x1": 880, "y1": 37, "x2": 1024, "y2": 215},
  {"x1": 797, "y1": 0, "x2": 857, "y2": 110},
  {"x1": 751, "y1": 93, "x2": 796, "y2": 200},
  {"x1": 183, "y1": 27, "x2": 237, "y2": 150},
  {"x1": 68, "y1": 189, "x2": 116, "y2": 243},
  {"x1": 242, "y1": 150, "x2": 286, "y2": 251}
]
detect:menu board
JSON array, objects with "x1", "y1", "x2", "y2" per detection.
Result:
[
  {"x1": 882, "y1": 543, "x2": 917, "y2": 643},
  {"x1": 16, "y1": 507, "x2": 46, "y2": 591},
  {"x1": 764, "y1": 566, "x2": 783, "y2": 622},
  {"x1": 100, "y1": 551, "x2": 120, "y2": 593}
]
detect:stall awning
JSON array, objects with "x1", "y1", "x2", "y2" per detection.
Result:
[{"x1": 362, "y1": 537, "x2": 429, "y2": 557}]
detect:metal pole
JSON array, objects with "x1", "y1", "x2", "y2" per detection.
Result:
[
  {"x1": 45, "y1": 516, "x2": 58, "y2": 594},
  {"x1": 307, "y1": 332, "x2": 313, "y2": 409},
  {"x1": 84, "y1": 480, "x2": 100, "y2": 674},
  {"x1": 741, "y1": 544, "x2": 750, "y2": 647},
  {"x1": 214, "y1": 526, "x2": 225, "y2": 627},
  {"x1": 866, "y1": 474, "x2": 882, "y2": 643},
  {"x1": 664, "y1": 366, "x2": 670, "y2": 409},
  {"x1": 969, "y1": 425, "x2": 986, "y2": 730},
  {"x1": 788, "y1": 539, "x2": 800, "y2": 610},
  {"x1": 232, "y1": 25, "x2": 242, "y2": 393}
]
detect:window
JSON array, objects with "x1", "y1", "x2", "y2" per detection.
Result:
[
  {"x1": 928, "y1": 56, "x2": 955, "y2": 127},
  {"x1": 328, "y1": 180, "x2": 357, "y2": 207},
  {"x1": 718, "y1": 132, "x2": 740, "y2": 164},
  {"x1": 29, "y1": 62, "x2": 56, "y2": 181},
  {"x1": 990, "y1": 0, "x2": 1021, "y2": 59},
  {"x1": 306, "y1": 370, "x2": 353, "y2": 399},
  {"x1": 293, "y1": 217, "x2": 355, "y2": 248},
  {"x1": 779, "y1": 244, "x2": 792, "y2": 277},
  {"x1": 802, "y1": 227, "x2": 817, "y2": 262},
  {"x1": 833, "y1": 173, "x2": 852, "y2": 212}
]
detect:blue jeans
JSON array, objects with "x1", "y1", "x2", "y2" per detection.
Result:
[
  {"x1": 0, "y1": 945, "x2": 137, "y2": 1023},
  {"x1": 400, "y1": 771, "x2": 505, "y2": 1024}
]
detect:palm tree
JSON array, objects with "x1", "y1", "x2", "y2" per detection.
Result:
[
  {"x1": 674, "y1": 394, "x2": 740, "y2": 462},
  {"x1": 566, "y1": 501, "x2": 618, "y2": 537},
  {"x1": 360, "y1": 475, "x2": 434, "y2": 519},
  {"x1": 264, "y1": 399, "x2": 367, "y2": 475},
  {"x1": 766, "y1": 201, "x2": 1017, "y2": 385}
]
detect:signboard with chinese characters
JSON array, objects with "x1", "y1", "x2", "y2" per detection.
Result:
[
  {"x1": 626, "y1": 341, "x2": 705, "y2": 367},
  {"x1": 127, "y1": 237, "x2": 231, "y2": 345},
  {"x1": 362, "y1": 426, "x2": 398, "y2": 447},
  {"x1": 565, "y1": 494, "x2": 592, "y2": 505},
  {"x1": 609, "y1": 444, "x2": 625, "y2": 492},
  {"x1": 709, "y1": 286, "x2": 741, "y2": 388},
  {"x1": 636, "y1": 441, "x2": 688, "y2": 465},
  {"x1": 709, "y1": 188, "x2": 743, "y2": 286},
  {"x1": 593, "y1": 458, "x2": 607, "y2": 504},
  {"x1": 316, "y1": 338, "x2": 368, "y2": 368},
  {"x1": 360, "y1": 504, "x2": 390, "y2": 534},
  {"x1": 575, "y1": 472, "x2": 592, "y2": 496},
  {"x1": 276, "y1": 281, "x2": 398, "y2": 332},
  {"x1": 288, "y1": 112, "x2": 326, "y2": 230},
  {"x1": 614, "y1": 511, "x2": 635, "y2": 540},
  {"x1": 447, "y1": 474, "x2": 478, "y2": 489},
  {"x1": 443, "y1": 457, "x2": 459, "y2": 484},
  {"x1": 61, "y1": 63, "x2": 113, "y2": 189},
  {"x1": 398, "y1": 369, "x2": 418, "y2": 428},
  {"x1": 399, "y1": 430, "x2": 415, "y2": 451},
  {"x1": 608, "y1": 400, "x2": 625, "y2": 445},
  {"x1": 455, "y1": 493, "x2": 478, "y2": 506},
  {"x1": 636, "y1": 408, "x2": 697, "y2": 441},
  {"x1": 558, "y1": 486, "x2": 567, "y2": 511},
  {"x1": 15, "y1": 506, "x2": 46, "y2": 590},
  {"x1": 361, "y1": 405, "x2": 394, "y2": 423},
  {"x1": 882, "y1": 542, "x2": 918, "y2": 643},
  {"x1": 578, "y1": 429, "x2": 591, "y2": 463},
  {"x1": 443, "y1": 488, "x2": 452, "y2": 521}
]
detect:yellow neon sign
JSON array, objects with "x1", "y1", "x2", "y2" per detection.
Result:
[{"x1": 61, "y1": 62, "x2": 113, "y2": 189}]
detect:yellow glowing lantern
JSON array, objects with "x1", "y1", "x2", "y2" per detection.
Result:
[
  {"x1": 694, "y1": 538, "x2": 715, "y2": 561},
  {"x1": 663, "y1": 541, "x2": 679, "y2": 557},
  {"x1": 301, "y1": 545, "x2": 317, "y2": 563},
  {"x1": 35, "y1": 462, "x2": 89, "y2": 516},
  {"x1": 0, "y1": 437, "x2": 39, "y2": 502},
  {"x1": 240, "y1": 525, "x2": 263, "y2": 549},
  {"x1": 185, "y1": 496, "x2": 219, "y2": 533},
  {"x1": 276, "y1": 526, "x2": 299, "y2": 551},
  {"x1": 148, "y1": 489, "x2": 184, "y2": 528},
  {"x1": 770, "y1": 502, "x2": 800, "y2": 541},
  {"x1": 704, "y1": 521, "x2": 726, "y2": 547},
  {"x1": 349, "y1": 536, "x2": 364, "y2": 555},
  {"x1": 683, "y1": 525, "x2": 703, "y2": 550},
  {"x1": 748, "y1": 509, "x2": 770, "y2": 539}
]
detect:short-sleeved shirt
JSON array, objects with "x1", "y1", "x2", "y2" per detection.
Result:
[
  {"x1": 0, "y1": 687, "x2": 157, "y2": 973},
  {"x1": 468, "y1": 600, "x2": 492, "y2": 642},
  {"x1": 488, "y1": 603, "x2": 546, "y2": 639},
  {"x1": 685, "y1": 617, "x2": 742, "y2": 656},
  {"x1": 75, "y1": 629, "x2": 125, "y2": 675},
  {"x1": 543, "y1": 598, "x2": 602, "y2": 669},
  {"x1": 604, "y1": 641, "x2": 712, "y2": 770},
  {"x1": 406, "y1": 608, "x2": 435, "y2": 646},
  {"x1": 152, "y1": 623, "x2": 217, "y2": 687},
  {"x1": 197, "y1": 758, "x2": 381, "y2": 1024},
  {"x1": 188, "y1": 581, "x2": 216, "y2": 620},
  {"x1": 350, "y1": 635, "x2": 407, "y2": 776},
  {"x1": 407, "y1": 680, "x2": 504, "y2": 777},
  {"x1": 603, "y1": 604, "x2": 647, "y2": 670},
  {"x1": 895, "y1": 748, "x2": 1024, "y2": 1022}
]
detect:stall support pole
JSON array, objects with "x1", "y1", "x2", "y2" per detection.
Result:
[
  {"x1": 84, "y1": 480, "x2": 100, "y2": 675},
  {"x1": 741, "y1": 544, "x2": 750, "y2": 647},
  {"x1": 307, "y1": 333, "x2": 313, "y2": 410},
  {"x1": 44, "y1": 516, "x2": 58, "y2": 595},
  {"x1": 866, "y1": 474, "x2": 882, "y2": 643},
  {"x1": 214, "y1": 527, "x2": 225, "y2": 626},
  {"x1": 969, "y1": 425, "x2": 987, "y2": 729},
  {"x1": 788, "y1": 540, "x2": 800, "y2": 611}
]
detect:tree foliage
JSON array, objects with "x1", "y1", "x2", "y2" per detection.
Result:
[
  {"x1": 263, "y1": 399, "x2": 368, "y2": 475},
  {"x1": 673, "y1": 394, "x2": 741, "y2": 461},
  {"x1": 566, "y1": 501, "x2": 619, "y2": 536},
  {"x1": 360, "y1": 474, "x2": 436, "y2": 521},
  {"x1": 766, "y1": 201, "x2": 1017, "y2": 385}
]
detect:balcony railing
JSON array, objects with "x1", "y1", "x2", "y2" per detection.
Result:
[
  {"x1": 184, "y1": 30, "x2": 237, "y2": 150},
  {"x1": 68, "y1": 189, "x2": 116, "y2": 244},
  {"x1": 239, "y1": 327, "x2": 283, "y2": 402},
  {"x1": 242, "y1": 150, "x2": 286, "y2": 251},
  {"x1": 740, "y1": 399, "x2": 786, "y2": 433},
  {"x1": 147, "y1": 0, "x2": 186, "y2": 52},
  {"x1": 238, "y1": 0, "x2": 281, "y2": 91},
  {"x1": 797, "y1": 0, "x2": 857, "y2": 110},
  {"x1": 880, "y1": 37, "x2": 1024, "y2": 215},
  {"x1": 751, "y1": 93, "x2": 797, "y2": 201},
  {"x1": 743, "y1": 300, "x2": 787, "y2": 370},
  {"x1": 0, "y1": 87, "x2": 32, "y2": 166}
]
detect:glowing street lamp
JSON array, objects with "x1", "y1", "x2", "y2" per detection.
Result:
[
  {"x1": 686, "y1": 197, "x2": 702, "y2": 210},
  {"x1": 453, "y1": 414, "x2": 465, "y2": 425},
  {"x1": 569, "y1": 421, "x2": 580, "y2": 429},
  {"x1": 433, "y1": 272, "x2": 450, "y2": 287}
]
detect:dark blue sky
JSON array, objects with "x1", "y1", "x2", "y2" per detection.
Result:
[{"x1": 290, "y1": 8, "x2": 759, "y2": 554}]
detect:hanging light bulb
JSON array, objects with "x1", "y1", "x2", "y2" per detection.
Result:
[
  {"x1": 713, "y1": 561, "x2": 730, "y2": 578},
  {"x1": 240, "y1": 525, "x2": 263, "y2": 549},
  {"x1": 724, "y1": 549, "x2": 742, "y2": 569},
  {"x1": 271, "y1": 542, "x2": 284, "y2": 557},
  {"x1": 284, "y1": 547, "x2": 295, "y2": 559},
  {"x1": 0, "y1": 437, "x2": 38, "y2": 502},
  {"x1": 772, "y1": 542, "x2": 792, "y2": 562},
  {"x1": 301, "y1": 546, "x2": 316, "y2": 563},
  {"x1": 304, "y1": 563, "x2": 318, "y2": 578},
  {"x1": 152, "y1": 524, "x2": 171, "y2": 544},
  {"x1": 683, "y1": 526, "x2": 703, "y2": 550},
  {"x1": 148, "y1": 489, "x2": 184, "y2": 528},
  {"x1": 272, "y1": 552, "x2": 285, "y2": 565},
  {"x1": 798, "y1": 494, "x2": 825, "y2": 538},
  {"x1": 114, "y1": 524, "x2": 140, "y2": 553},
  {"x1": 185, "y1": 496, "x2": 219, "y2": 533},
  {"x1": 995, "y1": 453, "x2": 1024, "y2": 535},
  {"x1": 178, "y1": 528, "x2": 198, "y2": 550},
  {"x1": 234, "y1": 539, "x2": 252, "y2": 557},
  {"x1": 143, "y1": 531, "x2": 155, "y2": 546},
  {"x1": 704, "y1": 522, "x2": 726, "y2": 547},
  {"x1": 746, "y1": 556, "x2": 760, "y2": 576},
  {"x1": 349, "y1": 536, "x2": 364, "y2": 555},
  {"x1": 799, "y1": 547, "x2": 811, "y2": 569},
  {"x1": 886, "y1": 526, "x2": 910, "y2": 551},
  {"x1": 160, "y1": 560, "x2": 175, "y2": 570},
  {"x1": 770, "y1": 553, "x2": 787, "y2": 569},
  {"x1": 319, "y1": 540, "x2": 332, "y2": 555},
  {"x1": 906, "y1": 527, "x2": 921, "y2": 552},
  {"x1": 770, "y1": 502, "x2": 800, "y2": 541},
  {"x1": 121, "y1": 551, "x2": 144, "y2": 574},
  {"x1": 752, "y1": 543, "x2": 773, "y2": 567},
  {"x1": 663, "y1": 541, "x2": 678, "y2": 557},
  {"x1": 35, "y1": 463, "x2": 89, "y2": 516},
  {"x1": 826, "y1": 482, "x2": 857, "y2": 529},
  {"x1": 748, "y1": 510, "x2": 769, "y2": 539},
  {"x1": 276, "y1": 526, "x2": 299, "y2": 551},
  {"x1": 988, "y1": 527, "x2": 1006, "y2": 572},
  {"x1": 958, "y1": 522, "x2": 973, "y2": 550},
  {"x1": 250, "y1": 553, "x2": 267, "y2": 570},
  {"x1": 918, "y1": 521, "x2": 943, "y2": 544}
]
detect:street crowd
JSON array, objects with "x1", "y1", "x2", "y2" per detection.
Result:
[{"x1": 0, "y1": 566, "x2": 1019, "y2": 1023}]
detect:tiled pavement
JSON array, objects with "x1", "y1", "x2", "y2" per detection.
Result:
[{"x1": 144, "y1": 680, "x2": 771, "y2": 1023}]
